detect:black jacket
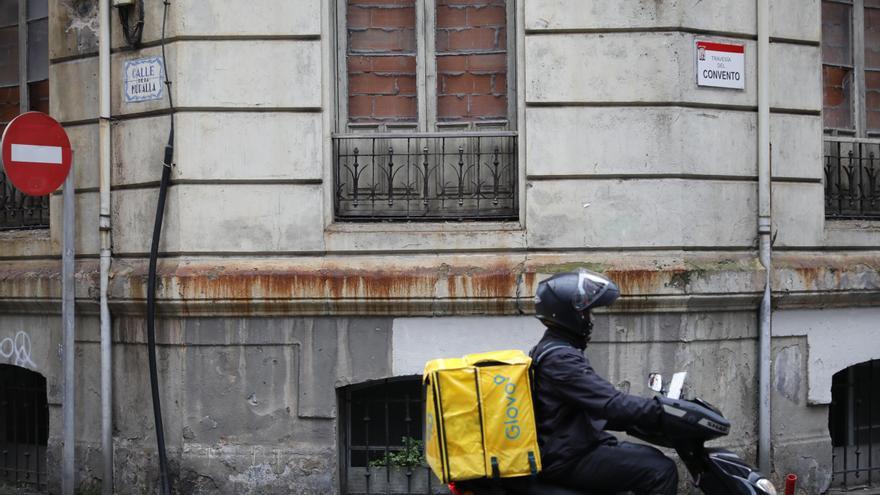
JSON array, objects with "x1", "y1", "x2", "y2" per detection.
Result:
[{"x1": 530, "y1": 328, "x2": 663, "y2": 475}]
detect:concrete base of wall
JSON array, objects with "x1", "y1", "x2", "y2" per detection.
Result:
[{"x1": 0, "y1": 308, "x2": 874, "y2": 493}]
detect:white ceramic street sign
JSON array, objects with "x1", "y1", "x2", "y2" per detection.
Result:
[{"x1": 124, "y1": 56, "x2": 165, "y2": 103}]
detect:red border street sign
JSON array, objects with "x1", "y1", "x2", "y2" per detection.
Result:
[
  {"x1": 695, "y1": 40, "x2": 746, "y2": 90},
  {"x1": 1, "y1": 111, "x2": 72, "y2": 196}
]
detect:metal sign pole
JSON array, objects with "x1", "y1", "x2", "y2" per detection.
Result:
[{"x1": 62, "y1": 159, "x2": 75, "y2": 495}]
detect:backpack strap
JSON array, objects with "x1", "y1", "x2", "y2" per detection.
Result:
[
  {"x1": 531, "y1": 340, "x2": 570, "y2": 368},
  {"x1": 529, "y1": 340, "x2": 572, "y2": 398}
]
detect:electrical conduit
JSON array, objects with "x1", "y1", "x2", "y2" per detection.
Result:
[
  {"x1": 98, "y1": 0, "x2": 113, "y2": 493},
  {"x1": 757, "y1": 0, "x2": 773, "y2": 476},
  {"x1": 145, "y1": 1, "x2": 175, "y2": 493}
]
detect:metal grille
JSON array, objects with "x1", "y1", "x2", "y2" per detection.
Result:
[
  {"x1": 333, "y1": 132, "x2": 518, "y2": 221},
  {"x1": 0, "y1": 364, "x2": 48, "y2": 491},
  {"x1": 1, "y1": 169, "x2": 50, "y2": 231},
  {"x1": 340, "y1": 377, "x2": 446, "y2": 495},
  {"x1": 0, "y1": 0, "x2": 51, "y2": 232},
  {"x1": 824, "y1": 138, "x2": 880, "y2": 219},
  {"x1": 830, "y1": 359, "x2": 880, "y2": 491}
]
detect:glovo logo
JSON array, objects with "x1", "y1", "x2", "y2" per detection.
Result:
[
  {"x1": 493, "y1": 374, "x2": 521, "y2": 440},
  {"x1": 426, "y1": 411, "x2": 435, "y2": 439}
]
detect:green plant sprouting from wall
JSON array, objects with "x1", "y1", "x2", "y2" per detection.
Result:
[{"x1": 368, "y1": 437, "x2": 426, "y2": 468}]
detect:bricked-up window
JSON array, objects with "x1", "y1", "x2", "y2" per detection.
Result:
[
  {"x1": 347, "y1": 0, "x2": 419, "y2": 124},
  {"x1": 824, "y1": 1, "x2": 854, "y2": 131},
  {"x1": 339, "y1": 0, "x2": 515, "y2": 131},
  {"x1": 822, "y1": 0, "x2": 880, "y2": 135},
  {"x1": 334, "y1": 0, "x2": 518, "y2": 221},
  {"x1": 1, "y1": 0, "x2": 50, "y2": 231},
  {"x1": 435, "y1": 0, "x2": 508, "y2": 123}
]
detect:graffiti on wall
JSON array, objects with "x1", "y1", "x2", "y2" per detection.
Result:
[{"x1": 0, "y1": 331, "x2": 37, "y2": 368}]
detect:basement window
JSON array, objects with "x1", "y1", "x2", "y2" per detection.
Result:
[
  {"x1": 829, "y1": 359, "x2": 880, "y2": 490},
  {"x1": 0, "y1": 364, "x2": 49, "y2": 492},
  {"x1": 338, "y1": 376, "x2": 445, "y2": 495}
]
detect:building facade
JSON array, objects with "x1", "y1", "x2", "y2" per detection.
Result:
[{"x1": 0, "y1": 0, "x2": 878, "y2": 493}]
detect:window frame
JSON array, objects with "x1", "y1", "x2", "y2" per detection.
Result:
[
  {"x1": 0, "y1": 0, "x2": 48, "y2": 125},
  {"x1": 337, "y1": 376, "x2": 441, "y2": 495},
  {"x1": 1, "y1": 0, "x2": 50, "y2": 232},
  {"x1": 829, "y1": 359, "x2": 880, "y2": 490},
  {"x1": 823, "y1": 0, "x2": 880, "y2": 137},
  {"x1": 334, "y1": 0, "x2": 518, "y2": 133}
]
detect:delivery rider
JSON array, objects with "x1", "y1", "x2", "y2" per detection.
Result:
[{"x1": 530, "y1": 269, "x2": 678, "y2": 495}]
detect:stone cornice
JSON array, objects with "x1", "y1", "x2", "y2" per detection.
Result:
[{"x1": 0, "y1": 251, "x2": 876, "y2": 316}]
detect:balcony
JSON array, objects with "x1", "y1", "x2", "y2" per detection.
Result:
[
  {"x1": 333, "y1": 132, "x2": 518, "y2": 221},
  {"x1": 825, "y1": 137, "x2": 880, "y2": 220}
]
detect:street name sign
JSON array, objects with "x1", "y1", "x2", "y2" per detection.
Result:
[
  {"x1": 124, "y1": 56, "x2": 165, "y2": 103},
  {"x1": 696, "y1": 40, "x2": 745, "y2": 90},
  {"x1": 1, "y1": 111, "x2": 73, "y2": 196}
]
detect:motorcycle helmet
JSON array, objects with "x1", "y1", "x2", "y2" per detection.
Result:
[{"x1": 534, "y1": 269, "x2": 620, "y2": 340}]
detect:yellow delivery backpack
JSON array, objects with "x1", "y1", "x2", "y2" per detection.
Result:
[{"x1": 423, "y1": 350, "x2": 541, "y2": 483}]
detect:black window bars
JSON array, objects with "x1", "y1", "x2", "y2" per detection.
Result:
[
  {"x1": 824, "y1": 138, "x2": 880, "y2": 219},
  {"x1": 0, "y1": 364, "x2": 48, "y2": 492},
  {"x1": 830, "y1": 359, "x2": 880, "y2": 491},
  {"x1": 333, "y1": 132, "x2": 518, "y2": 221},
  {"x1": 0, "y1": 170, "x2": 49, "y2": 231},
  {"x1": 339, "y1": 377, "x2": 446, "y2": 495}
]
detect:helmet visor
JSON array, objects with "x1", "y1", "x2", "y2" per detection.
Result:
[{"x1": 571, "y1": 270, "x2": 611, "y2": 311}]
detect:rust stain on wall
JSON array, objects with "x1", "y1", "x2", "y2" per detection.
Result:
[
  {"x1": 605, "y1": 268, "x2": 687, "y2": 295},
  {"x1": 6, "y1": 252, "x2": 874, "y2": 315},
  {"x1": 138, "y1": 260, "x2": 699, "y2": 306},
  {"x1": 172, "y1": 263, "x2": 442, "y2": 302}
]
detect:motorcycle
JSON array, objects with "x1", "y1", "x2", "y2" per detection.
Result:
[{"x1": 447, "y1": 372, "x2": 777, "y2": 495}]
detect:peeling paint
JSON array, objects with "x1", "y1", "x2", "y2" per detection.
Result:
[
  {"x1": 774, "y1": 345, "x2": 802, "y2": 404},
  {"x1": 59, "y1": 0, "x2": 100, "y2": 56}
]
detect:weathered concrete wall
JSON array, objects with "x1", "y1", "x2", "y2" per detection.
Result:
[
  {"x1": 109, "y1": 316, "x2": 392, "y2": 494},
  {"x1": 773, "y1": 308, "x2": 880, "y2": 405},
  {"x1": 0, "y1": 314, "x2": 105, "y2": 493},
  {"x1": 522, "y1": 19, "x2": 824, "y2": 251},
  {"x1": 767, "y1": 308, "x2": 880, "y2": 492},
  {"x1": 97, "y1": 312, "x2": 767, "y2": 494},
  {"x1": 771, "y1": 336, "x2": 834, "y2": 495}
]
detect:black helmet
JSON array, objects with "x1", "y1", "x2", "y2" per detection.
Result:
[{"x1": 534, "y1": 269, "x2": 620, "y2": 339}]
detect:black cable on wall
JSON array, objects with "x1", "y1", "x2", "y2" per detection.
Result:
[{"x1": 145, "y1": 0, "x2": 175, "y2": 493}]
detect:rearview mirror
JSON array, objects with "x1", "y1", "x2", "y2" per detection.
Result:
[
  {"x1": 667, "y1": 371, "x2": 687, "y2": 400},
  {"x1": 648, "y1": 373, "x2": 663, "y2": 393}
]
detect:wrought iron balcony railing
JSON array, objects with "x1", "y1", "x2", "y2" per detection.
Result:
[
  {"x1": 333, "y1": 132, "x2": 518, "y2": 221},
  {"x1": 825, "y1": 137, "x2": 880, "y2": 220},
  {"x1": 1, "y1": 170, "x2": 49, "y2": 231}
]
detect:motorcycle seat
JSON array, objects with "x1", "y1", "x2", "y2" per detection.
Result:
[
  {"x1": 523, "y1": 480, "x2": 589, "y2": 495},
  {"x1": 455, "y1": 476, "x2": 615, "y2": 495},
  {"x1": 499, "y1": 476, "x2": 594, "y2": 495}
]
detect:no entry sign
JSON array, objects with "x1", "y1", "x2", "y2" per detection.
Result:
[{"x1": 1, "y1": 112, "x2": 72, "y2": 196}]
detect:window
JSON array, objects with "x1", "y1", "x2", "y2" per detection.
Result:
[
  {"x1": 829, "y1": 359, "x2": 880, "y2": 490},
  {"x1": 822, "y1": 0, "x2": 880, "y2": 219},
  {"x1": 333, "y1": 0, "x2": 518, "y2": 221},
  {"x1": 338, "y1": 377, "x2": 445, "y2": 495},
  {"x1": 0, "y1": 364, "x2": 49, "y2": 492},
  {"x1": 0, "y1": 0, "x2": 49, "y2": 231}
]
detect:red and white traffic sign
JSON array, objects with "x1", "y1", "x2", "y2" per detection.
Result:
[{"x1": 1, "y1": 111, "x2": 72, "y2": 196}]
